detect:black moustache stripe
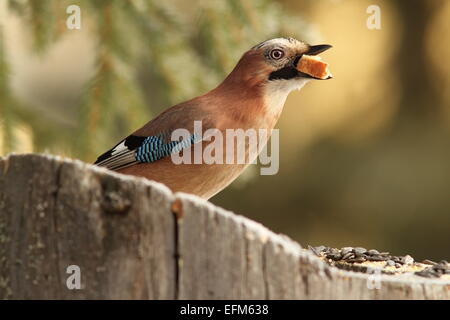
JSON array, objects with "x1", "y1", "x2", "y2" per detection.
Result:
[{"x1": 268, "y1": 66, "x2": 299, "y2": 81}]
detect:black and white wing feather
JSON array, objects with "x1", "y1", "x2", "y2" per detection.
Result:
[
  {"x1": 94, "y1": 135, "x2": 146, "y2": 170},
  {"x1": 94, "y1": 132, "x2": 200, "y2": 171}
]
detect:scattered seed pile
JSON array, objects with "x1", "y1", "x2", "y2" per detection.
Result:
[{"x1": 308, "y1": 245, "x2": 450, "y2": 279}]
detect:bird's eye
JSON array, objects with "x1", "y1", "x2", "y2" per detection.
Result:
[{"x1": 270, "y1": 49, "x2": 284, "y2": 60}]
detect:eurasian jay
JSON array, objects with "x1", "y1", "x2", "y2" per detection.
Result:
[{"x1": 94, "y1": 37, "x2": 332, "y2": 199}]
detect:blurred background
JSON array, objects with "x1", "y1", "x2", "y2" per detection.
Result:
[{"x1": 1, "y1": 0, "x2": 449, "y2": 261}]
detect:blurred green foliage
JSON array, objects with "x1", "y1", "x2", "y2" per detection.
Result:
[{"x1": 0, "y1": 25, "x2": 14, "y2": 153}]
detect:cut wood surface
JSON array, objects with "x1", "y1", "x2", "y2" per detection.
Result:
[{"x1": 0, "y1": 154, "x2": 449, "y2": 299}]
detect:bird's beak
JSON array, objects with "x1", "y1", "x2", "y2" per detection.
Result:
[
  {"x1": 294, "y1": 44, "x2": 333, "y2": 80},
  {"x1": 306, "y1": 44, "x2": 332, "y2": 55}
]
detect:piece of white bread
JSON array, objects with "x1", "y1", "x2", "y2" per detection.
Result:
[{"x1": 297, "y1": 54, "x2": 331, "y2": 79}]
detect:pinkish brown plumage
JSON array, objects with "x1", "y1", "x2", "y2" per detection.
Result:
[{"x1": 94, "y1": 38, "x2": 332, "y2": 199}]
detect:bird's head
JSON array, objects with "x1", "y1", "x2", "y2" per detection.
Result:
[{"x1": 223, "y1": 37, "x2": 332, "y2": 95}]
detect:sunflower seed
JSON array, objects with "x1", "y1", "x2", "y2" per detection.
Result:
[
  {"x1": 367, "y1": 255, "x2": 387, "y2": 261},
  {"x1": 329, "y1": 248, "x2": 340, "y2": 254},
  {"x1": 342, "y1": 252, "x2": 355, "y2": 260},
  {"x1": 341, "y1": 247, "x2": 353, "y2": 255},
  {"x1": 327, "y1": 253, "x2": 342, "y2": 261},
  {"x1": 346, "y1": 257, "x2": 366, "y2": 263},
  {"x1": 309, "y1": 245, "x2": 325, "y2": 257},
  {"x1": 433, "y1": 264, "x2": 448, "y2": 271},
  {"x1": 393, "y1": 257, "x2": 404, "y2": 264},
  {"x1": 386, "y1": 260, "x2": 395, "y2": 267},
  {"x1": 403, "y1": 255, "x2": 414, "y2": 265},
  {"x1": 315, "y1": 245, "x2": 326, "y2": 252},
  {"x1": 353, "y1": 247, "x2": 367, "y2": 255},
  {"x1": 415, "y1": 270, "x2": 435, "y2": 278}
]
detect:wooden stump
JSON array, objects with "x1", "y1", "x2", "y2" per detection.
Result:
[{"x1": 0, "y1": 154, "x2": 449, "y2": 299}]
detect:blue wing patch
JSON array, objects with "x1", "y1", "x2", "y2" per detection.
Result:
[
  {"x1": 135, "y1": 133, "x2": 201, "y2": 163},
  {"x1": 95, "y1": 132, "x2": 202, "y2": 170}
]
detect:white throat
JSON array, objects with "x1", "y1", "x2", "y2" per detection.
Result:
[{"x1": 263, "y1": 78, "x2": 310, "y2": 118}]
